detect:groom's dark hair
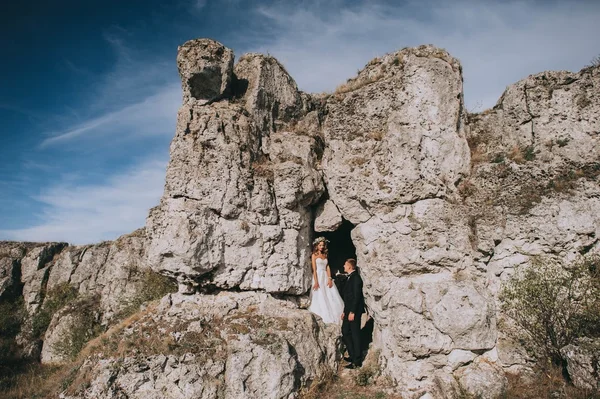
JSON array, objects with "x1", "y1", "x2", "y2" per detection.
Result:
[{"x1": 345, "y1": 259, "x2": 357, "y2": 269}]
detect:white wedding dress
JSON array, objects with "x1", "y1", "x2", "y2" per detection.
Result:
[{"x1": 308, "y1": 257, "x2": 344, "y2": 324}]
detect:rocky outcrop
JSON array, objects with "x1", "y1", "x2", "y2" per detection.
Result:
[
  {"x1": 3, "y1": 39, "x2": 600, "y2": 399},
  {"x1": 561, "y1": 338, "x2": 600, "y2": 391},
  {"x1": 46, "y1": 228, "x2": 149, "y2": 321},
  {"x1": 61, "y1": 292, "x2": 338, "y2": 399},
  {"x1": 0, "y1": 229, "x2": 153, "y2": 362},
  {"x1": 146, "y1": 40, "x2": 324, "y2": 295},
  {"x1": 465, "y1": 65, "x2": 600, "y2": 376},
  {"x1": 178, "y1": 39, "x2": 234, "y2": 105}
]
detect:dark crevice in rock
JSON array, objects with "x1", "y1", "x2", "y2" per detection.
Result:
[
  {"x1": 400, "y1": 195, "x2": 444, "y2": 206},
  {"x1": 229, "y1": 73, "x2": 249, "y2": 100},
  {"x1": 171, "y1": 194, "x2": 203, "y2": 202},
  {"x1": 314, "y1": 218, "x2": 357, "y2": 281},
  {"x1": 184, "y1": 108, "x2": 194, "y2": 135},
  {"x1": 289, "y1": 344, "x2": 305, "y2": 392},
  {"x1": 189, "y1": 68, "x2": 223, "y2": 100},
  {"x1": 579, "y1": 239, "x2": 599, "y2": 255},
  {"x1": 456, "y1": 92, "x2": 464, "y2": 133},
  {"x1": 523, "y1": 86, "x2": 536, "y2": 144},
  {"x1": 36, "y1": 244, "x2": 69, "y2": 308}
]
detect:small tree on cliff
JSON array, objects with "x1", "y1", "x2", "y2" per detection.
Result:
[{"x1": 500, "y1": 255, "x2": 600, "y2": 365}]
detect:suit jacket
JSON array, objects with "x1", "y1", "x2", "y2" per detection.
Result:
[{"x1": 343, "y1": 270, "x2": 365, "y2": 316}]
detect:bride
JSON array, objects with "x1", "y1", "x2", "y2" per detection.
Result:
[{"x1": 308, "y1": 237, "x2": 344, "y2": 324}]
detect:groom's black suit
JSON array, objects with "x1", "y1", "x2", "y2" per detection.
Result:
[{"x1": 342, "y1": 269, "x2": 365, "y2": 367}]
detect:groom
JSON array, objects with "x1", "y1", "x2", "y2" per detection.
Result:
[{"x1": 341, "y1": 258, "x2": 365, "y2": 369}]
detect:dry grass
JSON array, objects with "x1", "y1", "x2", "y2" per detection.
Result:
[
  {"x1": 505, "y1": 366, "x2": 600, "y2": 399},
  {"x1": 508, "y1": 145, "x2": 526, "y2": 164},
  {"x1": 508, "y1": 145, "x2": 536, "y2": 164},
  {"x1": 335, "y1": 72, "x2": 385, "y2": 95},
  {"x1": 251, "y1": 155, "x2": 274, "y2": 180},
  {"x1": 466, "y1": 133, "x2": 492, "y2": 168},
  {"x1": 299, "y1": 363, "x2": 400, "y2": 399},
  {"x1": 457, "y1": 179, "x2": 477, "y2": 198},
  {"x1": 368, "y1": 131, "x2": 385, "y2": 141},
  {"x1": 348, "y1": 157, "x2": 368, "y2": 167}
]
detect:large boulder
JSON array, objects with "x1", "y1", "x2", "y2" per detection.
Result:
[
  {"x1": 561, "y1": 338, "x2": 600, "y2": 391},
  {"x1": 177, "y1": 38, "x2": 234, "y2": 105},
  {"x1": 147, "y1": 41, "x2": 500, "y2": 398}
]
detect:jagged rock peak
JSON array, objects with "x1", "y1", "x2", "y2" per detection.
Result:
[
  {"x1": 333, "y1": 44, "x2": 462, "y2": 97},
  {"x1": 177, "y1": 38, "x2": 235, "y2": 105}
]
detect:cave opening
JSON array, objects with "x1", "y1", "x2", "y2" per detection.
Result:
[
  {"x1": 312, "y1": 216, "x2": 375, "y2": 363},
  {"x1": 315, "y1": 218, "x2": 357, "y2": 282}
]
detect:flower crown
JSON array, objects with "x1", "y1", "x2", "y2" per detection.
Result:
[{"x1": 313, "y1": 237, "x2": 330, "y2": 245}]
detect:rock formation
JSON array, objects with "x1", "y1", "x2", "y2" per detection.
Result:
[
  {"x1": 60, "y1": 292, "x2": 338, "y2": 399},
  {"x1": 146, "y1": 40, "x2": 499, "y2": 398},
  {"x1": 1, "y1": 39, "x2": 599, "y2": 398}
]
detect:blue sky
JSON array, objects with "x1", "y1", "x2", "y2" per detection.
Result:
[{"x1": 1, "y1": 0, "x2": 599, "y2": 244}]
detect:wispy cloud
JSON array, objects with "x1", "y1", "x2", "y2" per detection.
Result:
[
  {"x1": 40, "y1": 83, "x2": 180, "y2": 147},
  {"x1": 5, "y1": 0, "x2": 600, "y2": 245},
  {"x1": 249, "y1": 0, "x2": 600, "y2": 109},
  {"x1": 0, "y1": 158, "x2": 167, "y2": 244},
  {"x1": 2, "y1": 26, "x2": 180, "y2": 243}
]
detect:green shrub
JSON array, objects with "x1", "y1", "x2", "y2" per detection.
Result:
[
  {"x1": 116, "y1": 270, "x2": 177, "y2": 319},
  {"x1": 0, "y1": 298, "x2": 26, "y2": 366},
  {"x1": 31, "y1": 283, "x2": 78, "y2": 339},
  {"x1": 523, "y1": 145, "x2": 537, "y2": 161},
  {"x1": 52, "y1": 296, "x2": 103, "y2": 360},
  {"x1": 500, "y1": 256, "x2": 600, "y2": 365}
]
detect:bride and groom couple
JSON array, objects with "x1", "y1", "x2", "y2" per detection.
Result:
[{"x1": 308, "y1": 237, "x2": 365, "y2": 369}]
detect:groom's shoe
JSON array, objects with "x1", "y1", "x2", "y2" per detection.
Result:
[{"x1": 344, "y1": 363, "x2": 357, "y2": 369}]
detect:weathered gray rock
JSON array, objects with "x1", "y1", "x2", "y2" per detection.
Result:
[
  {"x1": 146, "y1": 44, "x2": 325, "y2": 294},
  {"x1": 323, "y1": 46, "x2": 470, "y2": 224},
  {"x1": 234, "y1": 53, "x2": 305, "y2": 132},
  {"x1": 455, "y1": 359, "x2": 508, "y2": 399},
  {"x1": 40, "y1": 310, "x2": 78, "y2": 364},
  {"x1": 61, "y1": 292, "x2": 338, "y2": 399},
  {"x1": 561, "y1": 338, "x2": 600, "y2": 391},
  {"x1": 0, "y1": 255, "x2": 17, "y2": 298},
  {"x1": 148, "y1": 41, "x2": 498, "y2": 398},
  {"x1": 314, "y1": 199, "x2": 343, "y2": 232},
  {"x1": 465, "y1": 63, "x2": 600, "y2": 375},
  {"x1": 46, "y1": 229, "x2": 150, "y2": 321},
  {"x1": 177, "y1": 38, "x2": 234, "y2": 105},
  {"x1": 20, "y1": 243, "x2": 67, "y2": 312}
]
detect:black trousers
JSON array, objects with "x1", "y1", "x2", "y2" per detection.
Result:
[{"x1": 342, "y1": 314, "x2": 362, "y2": 365}]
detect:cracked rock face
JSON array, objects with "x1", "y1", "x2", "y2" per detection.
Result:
[
  {"x1": 466, "y1": 65, "x2": 600, "y2": 376},
  {"x1": 1, "y1": 230, "x2": 153, "y2": 360},
  {"x1": 146, "y1": 40, "x2": 500, "y2": 398},
  {"x1": 4, "y1": 39, "x2": 600, "y2": 399},
  {"x1": 60, "y1": 292, "x2": 338, "y2": 399},
  {"x1": 323, "y1": 46, "x2": 470, "y2": 224},
  {"x1": 560, "y1": 338, "x2": 600, "y2": 391},
  {"x1": 146, "y1": 41, "x2": 325, "y2": 294}
]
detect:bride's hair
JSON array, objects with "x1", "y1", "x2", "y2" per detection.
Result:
[{"x1": 312, "y1": 240, "x2": 329, "y2": 256}]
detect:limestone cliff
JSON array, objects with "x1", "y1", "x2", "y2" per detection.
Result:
[{"x1": 1, "y1": 39, "x2": 599, "y2": 399}]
